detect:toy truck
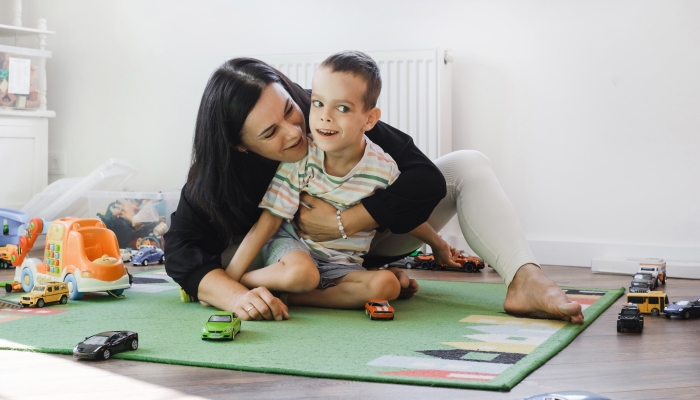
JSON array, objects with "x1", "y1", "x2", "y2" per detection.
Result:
[
  {"x1": 14, "y1": 217, "x2": 131, "y2": 300},
  {"x1": 617, "y1": 303, "x2": 644, "y2": 333},
  {"x1": 413, "y1": 252, "x2": 485, "y2": 272},
  {"x1": 638, "y1": 263, "x2": 667, "y2": 286}
]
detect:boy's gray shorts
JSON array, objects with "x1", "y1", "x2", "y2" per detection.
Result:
[{"x1": 222, "y1": 226, "x2": 365, "y2": 289}]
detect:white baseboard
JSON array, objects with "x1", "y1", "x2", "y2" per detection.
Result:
[{"x1": 442, "y1": 235, "x2": 700, "y2": 270}]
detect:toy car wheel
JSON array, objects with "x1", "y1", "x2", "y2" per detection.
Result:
[
  {"x1": 64, "y1": 274, "x2": 84, "y2": 300},
  {"x1": 684, "y1": 311, "x2": 691, "y2": 320},
  {"x1": 130, "y1": 339, "x2": 138, "y2": 350},
  {"x1": 5, "y1": 283, "x2": 12, "y2": 293},
  {"x1": 109, "y1": 289, "x2": 125, "y2": 296},
  {"x1": 229, "y1": 334, "x2": 234, "y2": 341},
  {"x1": 143, "y1": 260, "x2": 149, "y2": 266},
  {"x1": 405, "y1": 262, "x2": 412, "y2": 269},
  {"x1": 159, "y1": 256, "x2": 165, "y2": 264},
  {"x1": 390, "y1": 316, "x2": 394, "y2": 320},
  {"x1": 651, "y1": 308, "x2": 660, "y2": 316},
  {"x1": 20, "y1": 267, "x2": 34, "y2": 292},
  {"x1": 420, "y1": 261, "x2": 430, "y2": 270},
  {"x1": 430, "y1": 262, "x2": 440, "y2": 271},
  {"x1": 36, "y1": 298, "x2": 45, "y2": 308},
  {"x1": 465, "y1": 262, "x2": 475, "y2": 272},
  {"x1": 665, "y1": 314, "x2": 671, "y2": 319},
  {"x1": 59, "y1": 295, "x2": 68, "y2": 304},
  {"x1": 616, "y1": 323, "x2": 621, "y2": 333},
  {"x1": 102, "y1": 349, "x2": 111, "y2": 360},
  {"x1": 369, "y1": 315, "x2": 374, "y2": 320}
]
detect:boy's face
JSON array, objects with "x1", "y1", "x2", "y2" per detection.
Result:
[{"x1": 309, "y1": 67, "x2": 380, "y2": 154}]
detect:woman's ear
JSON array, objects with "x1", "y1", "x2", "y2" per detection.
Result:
[
  {"x1": 232, "y1": 144, "x2": 247, "y2": 153},
  {"x1": 363, "y1": 107, "x2": 382, "y2": 131}
]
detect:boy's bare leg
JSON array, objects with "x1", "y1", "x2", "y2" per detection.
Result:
[
  {"x1": 504, "y1": 263, "x2": 584, "y2": 323},
  {"x1": 287, "y1": 269, "x2": 401, "y2": 309},
  {"x1": 237, "y1": 250, "x2": 320, "y2": 293}
]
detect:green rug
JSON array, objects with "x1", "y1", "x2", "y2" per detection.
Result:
[{"x1": 0, "y1": 270, "x2": 623, "y2": 391}]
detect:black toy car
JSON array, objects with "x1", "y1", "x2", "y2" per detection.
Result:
[
  {"x1": 617, "y1": 303, "x2": 643, "y2": 333},
  {"x1": 664, "y1": 297, "x2": 700, "y2": 319},
  {"x1": 73, "y1": 331, "x2": 138, "y2": 360},
  {"x1": 629, "y1": 272, "x2": 655, "y2": 293}
]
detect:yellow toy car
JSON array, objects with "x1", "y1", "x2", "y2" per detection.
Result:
[{"x1": 19, "y1": 282, "x2": 69, "y2": 308}]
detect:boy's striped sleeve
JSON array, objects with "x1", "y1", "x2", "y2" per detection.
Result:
[{"x1": 259, "y1": 161, "x2": 301, "y2": 220}]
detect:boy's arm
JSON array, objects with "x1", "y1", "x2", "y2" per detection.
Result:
[
  {"x1": 226, "y1": 211, "x2": 283, "y2": 281},
  {"x1": 407, "y1": 222, "x2": 461, "y2": 268}
]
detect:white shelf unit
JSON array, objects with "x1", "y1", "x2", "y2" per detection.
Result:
[{"x1": 0, "y1": 10, "x2": 55, "y2": 210}]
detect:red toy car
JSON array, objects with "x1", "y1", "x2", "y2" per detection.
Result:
[
  {"x1": 4, "y1": 281, "x2": 23, "y2": 293},
  {"x1": 413, "y1": 252, "x2": 485, "y2": 272},
  {"x1": 365, "y1": 300, "x2": 394, "y2": 320}
]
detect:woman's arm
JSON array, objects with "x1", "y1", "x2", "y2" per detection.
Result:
[
  {"x1": 295, "y1": 121, "x2": 446, "y2": 241},
  {"x1": 226, "y1": 211, "x2": 283, "y2": 281}
]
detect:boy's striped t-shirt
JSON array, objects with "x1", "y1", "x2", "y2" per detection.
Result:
[{"x1": 259, "y1": 136, "x2": 400, "y2": 264}]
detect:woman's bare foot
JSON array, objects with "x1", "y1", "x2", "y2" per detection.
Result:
[{"x1": 503, "y1": 263, "x2": 584, "y2": 324}]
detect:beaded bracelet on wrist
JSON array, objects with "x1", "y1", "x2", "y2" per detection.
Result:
[{"x1": 336, "y1": 210, "x2": 348, "y2": 239}]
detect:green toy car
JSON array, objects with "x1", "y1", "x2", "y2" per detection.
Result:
[{"x1": 201, "y1": 311, "x2": 241, "y2": 341}]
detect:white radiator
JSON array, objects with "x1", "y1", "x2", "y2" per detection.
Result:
[{"x1": 245, "y1": 49, "x2": 453, "y2": 160}]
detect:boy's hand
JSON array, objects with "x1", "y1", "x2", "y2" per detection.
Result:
[{"x1": 432, "y1": 241, "x2": 461, "y2": 268}]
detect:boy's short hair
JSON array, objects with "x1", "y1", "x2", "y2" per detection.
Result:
[{"x1": 320, "y1": 50, "x2": 381, "y2": 111}]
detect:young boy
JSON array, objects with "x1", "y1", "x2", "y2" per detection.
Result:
[{"x1": 227, "y1": 51, "x2": 459, "y2": 309}]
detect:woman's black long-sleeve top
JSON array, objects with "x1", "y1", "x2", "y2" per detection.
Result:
[{"x1": 164, "y1": 121, "x2": 446, "y2": 298}]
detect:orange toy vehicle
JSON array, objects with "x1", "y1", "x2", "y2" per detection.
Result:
[
  {"x1": 413, "y1": 252, "x2": 485, "y2": 272},
  {"x1": 365, "y1": 300, "x2": 395, "y2": 320},
  {"x1": 14, "y1": 217, "x2": 131, "y2": 300},
  {"x1": 4, "y1": 281, "x2": 23, "y2": 293}
]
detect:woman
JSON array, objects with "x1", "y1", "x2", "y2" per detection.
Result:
[{"x1": 164, "y1": 57, "x2": 583, "y2": 324}]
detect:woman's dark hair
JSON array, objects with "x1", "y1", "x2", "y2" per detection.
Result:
[{"x1": 185, "y1": 58, "x2": 310, "y2": 241}]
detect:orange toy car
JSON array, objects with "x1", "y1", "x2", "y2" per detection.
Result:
[
  {"x1": 365, "y1": 300, "x2": 394, "y2": 320},
  {"x1": 413, "y1": 252, "x2": 485, "y2": 272},
  {"x1": 4, "y1": 281, "x2": 23, "y2": 293}
]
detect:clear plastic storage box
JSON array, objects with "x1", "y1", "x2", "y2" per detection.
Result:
[{"x1": 87, "y1": 190, "x2": 180, "y2": 250}]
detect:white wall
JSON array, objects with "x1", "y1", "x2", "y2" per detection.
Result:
[{"x1": 14, "y1": 0, "x2": 700, "y2": 265}]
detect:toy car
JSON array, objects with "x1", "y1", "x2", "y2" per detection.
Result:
[
  {"x1": 201, "y1": 311, "x2": 241, "y2": 340},
  {"x1": 638, "y1": 263, "x2": 666, "y2": 286},
  {"x1": 3, "y1": 281, "x2": 23, "y2": 293},
  {"x1": 120, "y1": 248, "x2": 133, "y2": 262},
  {"x1": 664, "y1": 297, "x2": 700, "y2": 319},
  {"x1": 629, "y1": 272, "x2": 656, "y2": 292},
  {"x1": 413, "y1": 252, "x2": 485, "y2": 272},
  {"x1": 387, "y1": 255, "x2": 415, "y2": 269},
  {"x1": 617, "y1": 303, "x2": 643, "y2": 333},
  {"x1": 365, "y1": 300, "x2": 394, "y2": 320},
  {"x1": 73, "y1": 331, "x2": 139, "y2": 360},
  {"x1": 14, "y1": 217, "x2": 131, "y2": 300},
  {"x1": 18, "y1": 282, "x2": 69, "y2": 308},
  {"x1": 131, "y1": 246, "x2": 164, "y2": 266}
]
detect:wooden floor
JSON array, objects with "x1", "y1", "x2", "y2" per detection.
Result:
[{"x1": 2, "y1": 243, "x2": 699, "y2": 399}]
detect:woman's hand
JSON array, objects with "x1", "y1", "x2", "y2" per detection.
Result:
[
  {"x1": 233, "y1": 286, "x2": 289, "y2": 321},
  {"x1": 295, "y1": 193, "x2": 379, "y2": 242},
  {"x1": 432, "y1": 241, "x2": 462, "y2": 268},
  {"x1": 294, "y1": 193, "x2": 342, "y2": 242}
]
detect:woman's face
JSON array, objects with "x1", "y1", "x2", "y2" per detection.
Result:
[{"x1": 237, "y1": 83, "x2": 308, "y2": 163}]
